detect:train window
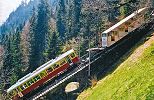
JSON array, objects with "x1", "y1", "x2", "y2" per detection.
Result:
[
  {"x1": 30, "y1": 79, "x2": 34, "y2": 84},
  {"x1": 47, "y1": 67, "x2": 53, "y2": 73},
  {"x1": 53, "y1": 64, "x2": 59, "y2": 69},
  {"x1": 109, "y1": 32, "x2": 112, "y2": 36},
  {"x1": 27, "y1": 82, "x2": 31, "y2": 86},
  {"x1": 20, "y1": 85, "x2": 25, "y2": 91},
  {"x1": 40, "y1": 71, "x2": 46, "y2": 78},
  {"x1": 125, "y1": 22, "x2": 131, "y2": 26},
  {"x1": 113, "y1": 31, "x2": 118, "y2": 35},
  {"x1": 70, "y1": 53, "x2": 75, "y2": 59},
  {"x1": 27, "y1": 79, "x2": 34, "y2": 86},
  {"x1": 9, "y1": 91, "x2": 14, "y2": 97},
  {"x1": 20, "y1": 84, "x2": 28, "y2": 90},
  {"x1": 13, "y1": 90, "x2": 17, "y2": 96},
  {"x1": 125, "y1": 30, "x2": 128, "y2": 32},
  {"x1": 131, "y1": 18, "x2": 134, "y2": 21},
  {"x1": 24, "y1": 83, "x2": 28, "y2": 88},
  {"x1": 56, "y1": 64, "x2": 60, "y2": 68},
  {"x1": 60, "y1": 60, "x2": 66, "y2": 66},
  {"x1": 102, "y1": 33, "x2": 107, "y2": 37},
  {"x1": 119, "y1": 27, "x2": 123, "y2": 31},
  {"x1": 33, "y1": 75, "x2": 41, "y2": 82},
  {"x1": 17, "y1": 87, "x2": 22, "y2": 92},
  {"x1": 53, "y1": 64, "x2": 56, "y2": 69}
]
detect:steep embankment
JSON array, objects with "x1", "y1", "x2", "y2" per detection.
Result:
[{"x1": 77, "y1": 33, "x2": 154, "y2": 100}]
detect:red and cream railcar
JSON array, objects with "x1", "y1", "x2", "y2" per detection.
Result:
[
  {"x1": 102, "y1": 7, "x2": 148, "y2": 48},
  {"x1": 7, "y1": 49, "x2": 79, "y2": 100}
]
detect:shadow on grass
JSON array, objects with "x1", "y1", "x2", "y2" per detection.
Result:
[{"x1": 96, "y1": 30, "x2": 153, "y2": 82}]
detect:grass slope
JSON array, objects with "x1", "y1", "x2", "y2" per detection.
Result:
[{"x1": 77, "y1": 33, "x2": 154, "y2": 100}]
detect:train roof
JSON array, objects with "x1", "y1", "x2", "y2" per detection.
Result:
[
  {"x1": 7, "y1": 49, "x2": 75, "y2": 93},
  {"x1": 102, "y1": 7, "x2": 147, "y2": 34}
]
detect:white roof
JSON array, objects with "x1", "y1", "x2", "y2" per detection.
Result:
[
  {"x1": 103, "y1": 7, "x2": 147, "y2": 34},
  {"x1": 86, "y1": 48, "x2": 104, "y2": 51},
  {"x1": 7, "y1": 49, "x2": 74, "y2": 93}
]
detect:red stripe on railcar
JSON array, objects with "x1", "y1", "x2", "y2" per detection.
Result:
[{"x1": 20, "y1": 63, "x2": 70, "y2": 97}]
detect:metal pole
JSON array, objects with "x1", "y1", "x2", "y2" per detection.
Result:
[
  {"x1": 88, "y1": 37, "x2": 91, "y2": 76},
  {"x1": 79, "y1": 35, "x2": 81, "y2": 59}
]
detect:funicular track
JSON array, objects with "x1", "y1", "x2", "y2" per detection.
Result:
[{"x1": 26, "y1": 18, "x2": 154, "y2": 100}]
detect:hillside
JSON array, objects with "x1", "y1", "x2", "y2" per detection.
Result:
[
  {"x1": 0, "y1": 0, "x2": 57, "y2": 35},
  {"x1": 77, "y1": 33, "x2": 154, "y2": 100},
  {"x1": 0, "y1": 0, "x2": 153, "y2": 99}
]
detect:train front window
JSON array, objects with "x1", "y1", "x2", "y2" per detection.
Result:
[
  {"x1": 102, "y1": 33, "x2": 107, "y2": 37},
  {"x1": 70, "y1": 53, "x2": 75, "y2": 59}
]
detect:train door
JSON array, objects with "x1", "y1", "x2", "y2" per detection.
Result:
[
  {"x1": 111, "y1": 35, "x2": 115, "y2": 41},
  {"x1": 125, "y1": 26, "x2": 128, "y2": 32},
  {"x1": 102, "y1": 33, "x2": 108, "y2": 47}
]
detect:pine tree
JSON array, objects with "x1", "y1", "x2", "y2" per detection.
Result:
[
  {"x1": 2, "y1": 34, "x2": 19, "y2": 88},
  {"x1": 72, "y1": 0, "x2": 82, "y2": 37},
  {"x1": 36, "y1": 0, "x2": 51, "y2": 64},
  {"x1": 28, "y1": 7, "x2": 38, "y2": 73},
  {"x1": 1, "y1": 26, "x2": 23, "y2": 91},
  {"x1": 47, "y1": 32, "x2": 60, "y2": 60},
  {"x1": 65, "y1": 0, "x2": 82, "y2": 38},
  {"x1": 11, "y1": 26, "x2": 23, "y2": 77},
  {"x1": 28, "y1": 0, "x2": 51, "y2": 72},
  {"x1": 120, "y1": 0, "x2": 137, "y2": 17},
  {"x1": 65, "y1": 1, "x2": 73, "y2": 38},
  {"x1": 56, "y1": 0, "x2": 66, "y2": 40}
]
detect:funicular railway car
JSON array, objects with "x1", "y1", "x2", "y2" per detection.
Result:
[
  {"x1": 7, "y1": 49, "x2": 79, "y2": 100},
  {"x1": 102, "y1": 7, "x2": 147, "y2": 48}
]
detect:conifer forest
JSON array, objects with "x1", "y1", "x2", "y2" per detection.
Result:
[{"x1": 0, "y1": 0, "x2": 153, "y2": 99}]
